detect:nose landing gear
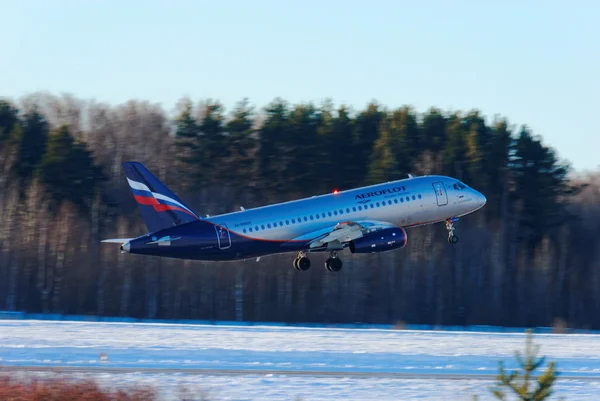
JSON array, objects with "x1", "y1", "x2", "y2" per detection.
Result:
[{"x1": 446, "y1": 218, "x2": 459, "y2": 244}]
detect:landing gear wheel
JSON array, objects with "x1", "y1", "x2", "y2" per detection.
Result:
[
  {"x1": 325, "y1": 256, "x2": 343, "y2": 272},
  {"x1": 445, "y1": 218, "x2": 459, "y2": 245},
  {"x1": 297, "y1": 256, "x2": 311, "y2": 271},
  {"x1": 293, "y1": 252, "x2": 311, "y2": 271}
]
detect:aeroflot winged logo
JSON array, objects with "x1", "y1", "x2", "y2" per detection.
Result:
[
  {"x1": 355, "y1": 186, "x2": 407, "y2": 201},
  {"x1": 127, "y1": 178, "x2": 198, "y2": 218}
]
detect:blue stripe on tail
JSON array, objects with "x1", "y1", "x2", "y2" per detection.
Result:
[{"x1": 122, "y1": 162, "x2": 199, "y2": 233}]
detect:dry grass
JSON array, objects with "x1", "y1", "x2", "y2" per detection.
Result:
[
  {"x1": 552, "y1": 317, "x2": 569, "y2": 334},
  {"x1": 0, "y1": 375, "x2": 158, "y2": 401},
  {"x1": 393, "y1": 320, "x2": 406, "y2": 330}
]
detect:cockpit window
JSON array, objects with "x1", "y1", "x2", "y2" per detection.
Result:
[{"x1": 453, "y1": 182, "x2": 467, "y2": 190}]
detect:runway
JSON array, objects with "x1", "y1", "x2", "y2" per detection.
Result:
[
  {"x1": 3, "y1": 320, "x2": 600, "y2": 400},
  {"x1": 2, "y1": 365, "x2": 600, "y2": 381}
]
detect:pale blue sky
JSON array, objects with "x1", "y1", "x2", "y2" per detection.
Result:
[{"x1": 1, "y1": 0, "x2": 598, "y2": 172}]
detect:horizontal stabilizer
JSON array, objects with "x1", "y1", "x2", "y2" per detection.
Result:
[{"x1": 101, "y1": 238, "x2": 133, "y2": 243}]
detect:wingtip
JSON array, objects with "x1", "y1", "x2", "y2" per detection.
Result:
[{"x1": 101, "y1": 238, "x2": 133, "y2": 244}]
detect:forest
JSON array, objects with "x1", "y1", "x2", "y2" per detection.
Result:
[{"x1": 0, "y1": 92, "x2": 598, "y2": 329}]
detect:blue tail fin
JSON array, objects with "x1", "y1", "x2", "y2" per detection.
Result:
[{"x1": 122, "y1": 162, "x2": 199, "y2": 233}]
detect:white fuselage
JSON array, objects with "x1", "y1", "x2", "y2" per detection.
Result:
[{"x1": 208, "y1": 175, "x2": 486, "y2": 243}]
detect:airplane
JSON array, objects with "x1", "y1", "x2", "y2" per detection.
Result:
[{"x1": 102, "y1": 162, "x2": 486, "y2": 272}]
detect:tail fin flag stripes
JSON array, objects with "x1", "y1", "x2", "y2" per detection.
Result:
[{"x1": 122, "y1": 162, "x2": 199, "y2": 233}]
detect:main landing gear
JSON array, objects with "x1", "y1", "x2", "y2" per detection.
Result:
[
  {"x1": 446, "y1": 218, "x2": 459, "y2": 244},
  {"x1": 292, "y1": 251, "x2": 343, "y2": 272},
  {"x1": 293, "y1": 251, "x2": 311, "y2": 271},
  {"x1": 325, "y1": 251, "x2": 343, "y2": 272}
]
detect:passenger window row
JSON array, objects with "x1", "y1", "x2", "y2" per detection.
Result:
[{"x1": 242, "y1": 193, "x2": 423, "y2": 234}]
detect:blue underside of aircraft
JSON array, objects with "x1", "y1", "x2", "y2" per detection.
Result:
[{"x1": 127, "y1": 219, "x2": 309, "y2": 261}]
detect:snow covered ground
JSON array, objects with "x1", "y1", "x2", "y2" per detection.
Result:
[
  {"x1": 6, "y1": 370, "x2": 600, "y2": 401},
  {"x1": 1, "y1": 320, "x2": 599, "y2": 400}
]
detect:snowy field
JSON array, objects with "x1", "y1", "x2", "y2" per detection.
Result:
[{"x1": 1, "y1": 320, "x2": 600, "y2": 400}]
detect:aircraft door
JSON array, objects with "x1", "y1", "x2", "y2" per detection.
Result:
[
  {"x1": 432, "y1": 182, "x2": 448, "y2": 206},
  {"x1": 215, "y1": 224, "x2": 232, "y2": 249}
]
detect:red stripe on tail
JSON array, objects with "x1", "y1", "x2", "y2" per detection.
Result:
[{"x1": 134, "y1": 195, "x2": 197, "y2": 218}]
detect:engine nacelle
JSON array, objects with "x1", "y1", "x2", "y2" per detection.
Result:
[{"x1": 348, "y1": 227, "x2": 407, "y2": 254}]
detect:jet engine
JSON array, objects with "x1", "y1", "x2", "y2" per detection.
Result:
[{"x1": 348, "y1": 227, "x2": 407, "y2": 254}]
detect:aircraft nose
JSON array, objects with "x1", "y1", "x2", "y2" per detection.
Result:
[{"x1": 476, "y1": 191, "x2": 486, "y2": 208}]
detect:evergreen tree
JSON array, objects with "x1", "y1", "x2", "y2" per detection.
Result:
[
  {"x1": 256, "y1": 98, "x2": 290, "y2": 200},
  {"x1": 511, "y1": 127, "x2": 571, "y2": 247},
  {"x1": 367, "y1": 110, "x2": 413, "y2": 184},
  {"x1": 395, "y1": 106, "x2": 420, "y2": 168},
  {"x1": 443, "y1": 113, "x2": 469, "y2": 180},
  {"x1": 0, "y1": 101, "x2": 22, "y2": 183},
  {"x1": 284, "y1": 103, "x2": 322, "y2": 196},
  {"x1": 353, "y1": 101, "x2": 385, "y2": 185},
  {"x1": 462, "y1": 110, "x2": 490, "y2": 190},
  {"x1": 37, "y1": 125, "x2": 104, "y2": 212},
  {"x1": 198, "y1": 100, "x2": 227, "y2": 186},
  {"x1": 174, "y1": 100, "x2": 201, "y2": 187},
  {"x1": 173, "y1": 99, "x2": 229, "y2": 189},
  {"x1": 421, "y1": 107, "x2": 446, "y2": 153},
  {"x1": 314, "y1": 100, "x2": 335, "y2": 192},
  {"x1": 484, "y1": 118, "x2": 512, "y2": 216},
  {"x1": 317, "y1": 104, "x2": 358, "y2": 191},
  {"x1": 15, "y1": 110, "x2": 49, "y2": 184},
  {"x1": 0, "y1": 100, "x2": 19, "y2": 144},
  {"x1": 224, "y1": 98, "x2": 257, "y2": 188},
  {"x1": 332, "y1": 105, "x2": 360, "y2": 189},
  {"x1": 492, "y1": 329, "x2": 559, "y2": 401}
]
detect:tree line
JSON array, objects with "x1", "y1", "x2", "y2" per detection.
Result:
[{"x1": 0, "y1": 92, "x2": 598, "y2": 329}]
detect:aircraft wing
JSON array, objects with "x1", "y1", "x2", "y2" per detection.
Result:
[{"x1": 291, "y1": 220, "x2": 398, "y2": 250}]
